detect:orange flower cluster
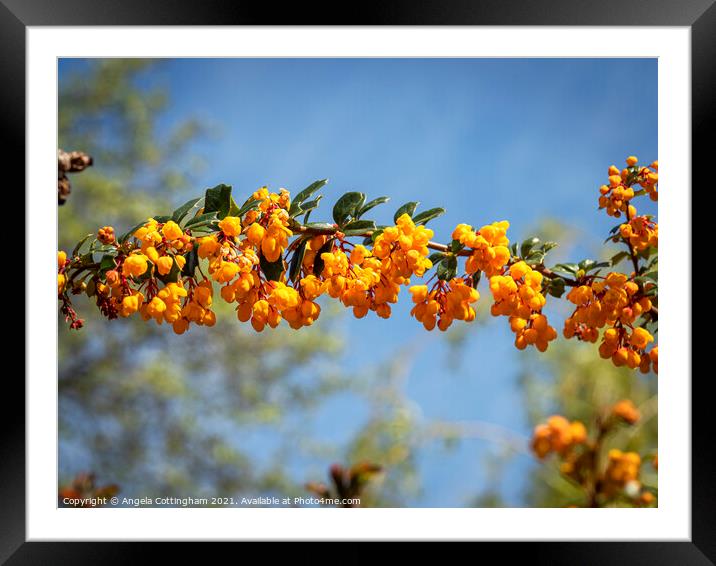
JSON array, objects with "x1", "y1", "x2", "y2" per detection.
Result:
[
  {"x1": 489, "y1": 261, "x2": 557, "y2": 352},
  {"x1": 611, "y1": 399, "x2": 641, "y2": 425},
  {"x1": 106, "y1": 207, "x2": 438, "y2": 333},
  {"x1": 619, "y1": 215, "x2": 658, "y2": 252},
  {"x1": 305, "y1": 212, "x2": 435, "y2": 321},
  {"x1": 97, "y1": 226, "x2": 115, "y2": 245},
  {"x1": 372, "y1": 214, "x2": 434, "y2": 283},
  {"x1": 409, "y1": 278, "x2": 479, "y2": 331},
  {"x1": 563, "y1": 272, "x2": 656, "y2": 372},
  {"x1": 172, "y1": 280, "x2": 216, "y2": 333},
  {"x1": 603, "y1": 450, "x2": 642, "y2": 490},
  {"x1": 83, "y1": 219, "x2": 191, "y2": 324},
  {"x1": 531, "y1": 406, "x2": 655, "y2": 507},
  {"x1": 599, "y1": 156, "x2": 658, "y2": 217},
  {"x1": 635, "y1": 159, "x2": 659, "y2": 202},
  {"x1": 202, "y1": 190, "x2": 322, "y2": 331},
  {"x1": 531, "y1": 415, "x2": 587, "y2": 459},
  {"x1": 244, "y1": 187, "x2": 293, "y2": 262},
  {"x1": 58, "y1": 251, "x2": 68, "y2": 294},
  {"x1": 311, "y1": 244, "x2": 391, "y2": 320},
  {"x1": 453, "y1": 221, "x2": 511, "y2": 277}
]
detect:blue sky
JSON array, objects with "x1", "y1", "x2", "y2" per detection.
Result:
[{"x1": 60, "y1": 58, "x2": 657, "y2": 506}]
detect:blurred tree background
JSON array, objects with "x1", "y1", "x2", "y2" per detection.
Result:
[
  {"x1": 58, "y1": 60, "x2": 657, "y2": 507},
  {"x1": 516, "y1": 341, "x2": 657, "y2": 507}
]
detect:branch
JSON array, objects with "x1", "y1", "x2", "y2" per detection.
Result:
[
  {"x1": 58, "y1": 149, "x2": 93, "y2": 205},
  {"x1": 290, "y1": 219, "x2": 582, "y2": 286},
  {"x1": 623, "y1": 204, "x2": 642, "y2": 275}
]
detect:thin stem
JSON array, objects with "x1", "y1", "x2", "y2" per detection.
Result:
[
  {"x1": 586, "y1": 418, "x2": 609, "y2": 508},
  {"x1": 623, "y1": 204, "x2": 641, "y2": 276}
]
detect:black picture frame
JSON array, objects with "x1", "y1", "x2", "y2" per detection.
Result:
[{"x1": 6, "y1": 0, "x2": 705, "y2": 562}]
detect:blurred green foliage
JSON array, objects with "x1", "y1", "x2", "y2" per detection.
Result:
[
  {"x1": 519, "y1": 339, "x2": 658, "y2": 507},
  {"x1": 59, "y1": 60, "x2": 204, "y2": 251}
]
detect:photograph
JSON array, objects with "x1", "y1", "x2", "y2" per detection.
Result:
[{"x1": 56, "y1": 57, "x2": 659, "y2": 510}]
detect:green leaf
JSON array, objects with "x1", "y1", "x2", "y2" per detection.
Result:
[
  {"x1": 288, "y1": 202, "x2": 304, "y2": 218},
  {"x1": 437, "y1": 255, "x2": 458, "y2": 281},
  {"x1": 72, "y1": 233, "x2": 94, "y2": 256},
  {"x1": 288, "y1": 239, "x2": 308, "y2": 284},
  {"x1": 552, "y1": 263, "x2": 579, "y2": 275},
  {"x1": 312, "y1": 239, "x2": 335, "y2": 277},
  {"x1": 471, "y1": 270, "x2": 482, "y2": 287},
  {"x1": 356, "y1": 196, "x2": 390, "y2": 218},
  {"x1": 333, "y1": 192, "x2": 365, "y2": 227},
  {"x1": 610, "y1": 251, "x2": 631, "y2": 266},
  {"x1": 292, "y1": 195, "x2": 326, "y2": 221},
  {"x1": 547, "y1": 277, "x2": 566, "y2": 298},
  {"x1": 153, "y1": 215, "x2": 172, "y2": 223},
  {"x1": 520, "y1": 237, "x2": 540, "y2": 258},
  {"x1": 190, "y1": 224, "x2": 221, "y2": 234},
  {"x1": 342, "y1": 219, "x2": 376, "y2": 235},
  {"x1": 181, "y1": 248, "x2": 199, "y2": 277},
  {"x1": 78, "y1": 252, "x2": 95, "y2": 267},
  {"x1": 227, "y1": 197, "x2": 242, "y2": 217},
  {"x1": 643, "y1": 285, "x2": 658, "y2": 297},
  {"x1": 449, "y1": 239, "x2": 465, "y2": 254},
  {"x1": 302, "y1": 198, "x2": 324, "y2": 224},
  {"x1": 259, "y1": 252, "x2": 285, "y2": 282},
  {"x1": 171, "y1": 197, "x2": 204, "y2": 224},
  {"x1": 204, "y1": 184, "x2": 233, "y2": 219},
  {"x1": 292, "y1": 179, "x2": 328, "y2": 207},
  {"x1": 393, "y1": 201, "x2": 419, "y2": 223},
  {"x1": 428, "y1": 251, "x2": 447, "y2": 264},
  {"x1": 412, "y1": 207, "x2": 446, "y2": 226},
  {"x1": 298, "y1": 196, "x2": 323, "y2": 219},
  {"x1": 542, "y1": 241, "x2": 558, "y2": 253},
  {"x1": 525, "y1": 251, "x2": 545, "y2": 266},
  {"x1": 637, "y1": 247, "x2": 655, "y2": 259},
  {"x1": 578, "y1": 259, "x2": 610, "y2": 272},
  {"x1": 185, "y1": 211, "x2": 219, "y2": 228},
  {"x1": 98, "y1": 253, "x2": 117, "y2": 273},
  {"x1": 304, "y1": 222, "x2": 336, "y2": 232},
  {"x1": 232, "y1": 199, "x2": 258, "y2": 219},
  {"x1": 89, "y1": 242, "x2": 116, "y2": 254},
  {"x1": 118, "y1": 220, "x2": 149, "y2": 244}
]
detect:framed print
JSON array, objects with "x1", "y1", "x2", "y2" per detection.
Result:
[{"x1": 6, "y1": 0, "x2": 707, "y2": 561}]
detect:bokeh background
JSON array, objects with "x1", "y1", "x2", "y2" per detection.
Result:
[{"x1": 58, "y1": 58, "x2": 658, "y2": 507}]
